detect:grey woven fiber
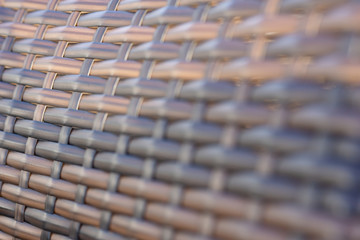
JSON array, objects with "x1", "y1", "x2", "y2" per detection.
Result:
[{"x1": 0, "y1": 0, "x2": 359, "y2": 239}]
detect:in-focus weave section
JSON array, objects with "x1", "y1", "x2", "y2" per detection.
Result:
[{"x1": 0, "y1": 0, "x2": 359, "y2": 239}]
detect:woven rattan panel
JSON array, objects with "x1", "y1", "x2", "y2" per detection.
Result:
[{"x1": 0, "y1": 0, "x2": 359, "y2": 239}]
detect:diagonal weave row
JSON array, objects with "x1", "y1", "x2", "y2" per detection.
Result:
[{"x1": 0, "y1": 0, "x2": 360, "y2": 239}]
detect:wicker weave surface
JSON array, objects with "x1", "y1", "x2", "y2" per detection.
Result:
[{"x1": 0, "y1": 0, "x2": 359, "y2": 239}]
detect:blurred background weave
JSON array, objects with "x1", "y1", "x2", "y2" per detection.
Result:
[{"x1": 0, "y1": 0, "x2": 359, "y2": 239}]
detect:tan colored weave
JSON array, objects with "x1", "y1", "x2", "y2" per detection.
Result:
[{"x1": 0, "y1": 0, "x2": 359, "y2": 239}]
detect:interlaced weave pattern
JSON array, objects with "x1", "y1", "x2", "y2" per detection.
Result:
[{"x1": 0, "y1": 0, "x2": 359, "y2": 239}]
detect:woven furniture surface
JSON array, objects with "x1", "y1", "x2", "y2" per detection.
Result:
[{"x1": 0, "y1": 0, "x2": 359, "y2": 239}]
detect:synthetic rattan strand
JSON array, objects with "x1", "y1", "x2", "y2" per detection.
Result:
[{"x1": 0, "y1": 0, "x2": 359, "y2": 239}]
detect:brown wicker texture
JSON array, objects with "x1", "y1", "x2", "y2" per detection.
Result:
[{"x1": 0, "y1": 0, "x2": 359, "y2": 239}]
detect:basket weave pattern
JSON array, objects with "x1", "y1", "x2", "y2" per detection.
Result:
[{"x1": 0, "y1": 0, "x2": 359, "y2": 239}]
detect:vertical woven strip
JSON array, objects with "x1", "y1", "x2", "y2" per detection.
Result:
[{"x1": 0, "y1": 0, "x2": 359, "y2": 239}]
